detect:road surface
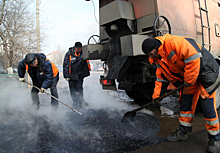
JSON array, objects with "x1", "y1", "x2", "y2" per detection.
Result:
[{"x1": 0, "y1": 73, "x2": 217, "y2": 153}]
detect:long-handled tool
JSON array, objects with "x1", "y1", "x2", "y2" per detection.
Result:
[
  {"x1": 121, "y1": 84, "x2": 185, "y2": 123},
  {"x1": 24, "y1": 81, "x2": 87, "y2": 119}
]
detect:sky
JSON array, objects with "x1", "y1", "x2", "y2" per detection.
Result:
[{"x1": 39, "y1": 0, "x2": 99, "y2": 55}]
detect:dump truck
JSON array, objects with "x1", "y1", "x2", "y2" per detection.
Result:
[{"x1": 82, "y1": 0, "x2": 220, "y2": 105}]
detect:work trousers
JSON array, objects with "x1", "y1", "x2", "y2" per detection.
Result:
[
  {"x1": 179, "y1": 81, "x2": 220, "y2": 141},
  {"x1": 31, "y1": 74, "x2": 59, "y2": 107},
  {"x1": 68, "y1": 80, "x2": 85, "y2": 106}
]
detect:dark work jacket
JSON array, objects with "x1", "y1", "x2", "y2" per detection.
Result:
[
  {"x1": 199, "y1": 47, "x2": 220, "y2": 94},
  {"x1": 183, "y1": 38, "x2": 220, "y2": 95},
  {"x1": 18, "y1": 53, "x2": 57, "y2": 89},
  {"x1": 63, "y1": 47, "x2": 90, "y2": 81}
]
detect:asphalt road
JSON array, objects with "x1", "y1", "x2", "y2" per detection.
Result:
[{"x1": 0, "y1": 73, "x2": 216, "y2": 153}]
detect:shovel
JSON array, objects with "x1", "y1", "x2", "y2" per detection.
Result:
[
  {"x1": 24, "y1": 81, "x2": 87, "y2": 119},
  {"x1": 121, "y1": 84, "x2": 185, "y2": 123}
]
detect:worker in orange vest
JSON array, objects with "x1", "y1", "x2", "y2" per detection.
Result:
[
  {"x1": 18, "y1": 53, "x2": 59, "y2": 109},
  {"x1": 142, "y1": 34, "x2": 220, "y2": 153},
  {"x1": 63, "y1": 42, "x2": 91, "y2": 108}
]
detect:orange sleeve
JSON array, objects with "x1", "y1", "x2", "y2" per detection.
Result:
[
  {"x1": 152, "y1": 68, "x2": 164, "y2": 99},
  {"x1": 170, "y1": 36, "x2": 201, "y2": 85},
  {"x1": 153, "y1": 81, "x2": 163, "y2": 99}
]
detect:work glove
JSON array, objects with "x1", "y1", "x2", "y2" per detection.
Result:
[
  {"x1": 40, "y1": 87, "x2": 45, "y2": 93},
  {"x1": 65, "y1": 78, "x2": 70, "y2": 81},
  {"x1": 19, "y1": 78, "x2": 25, "y2": 82},
  {"x1": 184, "y1": 81, "x2": 193, "y2": 87},
  {"x1": 152, "y1": 99, "x2": 161, "y2": 106}
]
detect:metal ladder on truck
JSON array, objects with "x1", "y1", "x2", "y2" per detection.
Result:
[{"x1": 198, "y1": 0, "x2": 211, "y2": 51}]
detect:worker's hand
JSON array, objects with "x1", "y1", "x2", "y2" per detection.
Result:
[
  {"x1": 152, "y1": 99, "x2": 161, "y2": 106},
  {"x1": 65, "y1": 78, "x2": 70, "y2": 81},
  {"x1": 184, "y1": 81, "x2": 193, "y2": 87},
  {"x1": 40, "y1": 88, "x2": 45, "y2": 93},
  {"x1": 19, "y1": 78, "x2": 25, "y2": 82}
]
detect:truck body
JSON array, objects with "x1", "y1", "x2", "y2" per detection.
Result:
[{"x1": 83, "y1": 0, "x2": 220, "y2": 105}]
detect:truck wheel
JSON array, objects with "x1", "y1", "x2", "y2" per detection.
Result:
[
  {"x1": 87, "y1": 35, "x2": 100, "y2": 44},
  {"x1": 125, "y1": 90, "x2": 136, "y2": 99},
  {"x1": 153, "y1": 15, "x2": 171, "y2": 36}
]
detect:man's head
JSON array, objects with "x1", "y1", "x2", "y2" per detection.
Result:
[
  {"x1": 142, "y1": 38, "x2": 160, "y2": 58},
  {"x1": 74, "y1": 41, "x2": 82, "y2": 53},
  {"x1": 25, "y1": 53, "x2": 38, "y2": 67}
]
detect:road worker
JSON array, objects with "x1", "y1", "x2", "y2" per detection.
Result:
[
  {"x1": 63, "y1": 41, "x2": 91, "y2": 108},
  {"x1": 142, "y1": 34, "x2": 220, "y2": 153},
  {"x1": 18, "y1": 53, "x2": 59, "y2": 109}
]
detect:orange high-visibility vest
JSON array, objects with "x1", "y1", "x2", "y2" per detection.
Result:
[
  {"x1": 68, "y1": 52, "x2": 91, "y2": 75},
  {"x1": 149, "y1": 34, "x2": 202, "y2": 99},
  {"x1": 25, "y1": 59, "x2": 58, "y2": 77}
]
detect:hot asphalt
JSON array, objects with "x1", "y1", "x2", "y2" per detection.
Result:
[{"x1": 0, "y1": 74, "x2": 216, "y2": 153}]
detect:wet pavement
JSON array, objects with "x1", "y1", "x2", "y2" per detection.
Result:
[{"x1": 0, "y1": 74, "x2": 217, "y2": 153}]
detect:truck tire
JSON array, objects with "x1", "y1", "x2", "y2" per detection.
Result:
[{"x1": 125, "y1": 90, "x2": 136, "y2": 100}]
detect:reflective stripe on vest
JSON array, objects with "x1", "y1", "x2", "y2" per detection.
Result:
[
  {"x1": 205, "y1": 119, "x2": 219, "y2": 126},
  {"x1": 68, "y1": 51, "x2": 80, "y2": 75},
  {"x1": 207, "y1": 129, "x2": 220, "y2": 136},
  {"x1": 168, "y1": 50, "x2": 175, "y2": 60},
  {"x1": 168, "y1": 49, "x2": 202, "y2": 64},
  {"x1": 206, "y1": 67, "x2": 220, "y2": 93},
  {"x1": 180, "y1": 112, "x2": 194, "y2": 118},
  {"x1": 184, "y1": 53, "x2": 202, "y2": 63},
  {"x1": 69, "y1": 54, "x2": 91, "y2": 75},
  {"x1": 179, "y1": 121, "x2": 193, "y2": 127}
]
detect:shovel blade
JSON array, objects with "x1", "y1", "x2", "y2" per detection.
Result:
[{"x1": 121, "y1": 111, "x2": 136, "y2": 123}]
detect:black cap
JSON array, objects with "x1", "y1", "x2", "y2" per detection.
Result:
[
  {"x1": 74, "y1": 42, "x2": 82, "y2": 48},
  {"x1": 25, "y1": 53, "x2": 35, "y2": 65},
  {"x1": 142, "y1": 38, "x2": 159, "y2": 54}
]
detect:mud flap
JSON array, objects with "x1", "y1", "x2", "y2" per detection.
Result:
[{"x1": 100, "y1": 75, "x2": 117, "y2": 90}]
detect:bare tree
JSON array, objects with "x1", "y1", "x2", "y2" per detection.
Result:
[{"x1": 0, "y1": 0, "x2": 44, "y2": 69}]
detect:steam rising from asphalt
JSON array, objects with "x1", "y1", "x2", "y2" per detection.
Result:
[
  {"x1": 0, "y1": 73, "x2": 162, "y2": 152},
  {"x1": 84, "y1": 73, "x2": 134, "y2": 110},
  {"x1": 0, "y1": 72, "x2": 153, "y2": 124}
]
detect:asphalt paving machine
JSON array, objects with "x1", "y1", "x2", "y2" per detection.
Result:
[{"x1": 83, "y1": 0, "x2": 220, "y2": 105}]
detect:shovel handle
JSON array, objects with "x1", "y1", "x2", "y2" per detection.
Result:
[
  {"x1": 131, "y1": 84, "x2": 185, "y2": 112},
  {"x1": 157, "y1": 84, "x2": 184, "y2": 101},
  {"x1": 23, "y1": 81, "x2": 87, "y2": 118}
]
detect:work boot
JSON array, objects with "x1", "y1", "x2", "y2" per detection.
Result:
[
  {"x1": 166, "y1": 129, "x2": 188, "y2": 142},
  {"x1": 72, "y1": 102, "x2": 79, "y2": 108},
  {"x1": 207, "y1": 140, "x2": 220, "y2": 153},
  {"x1": 79, "y1": 101, "x2": 89, "y2": 108},
  {"x1": 51, "y1": 103, "x2": 58, "y2": 110},
  {"x1": 31, "y1": 103, "x2": 39, "y2": 110}
]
